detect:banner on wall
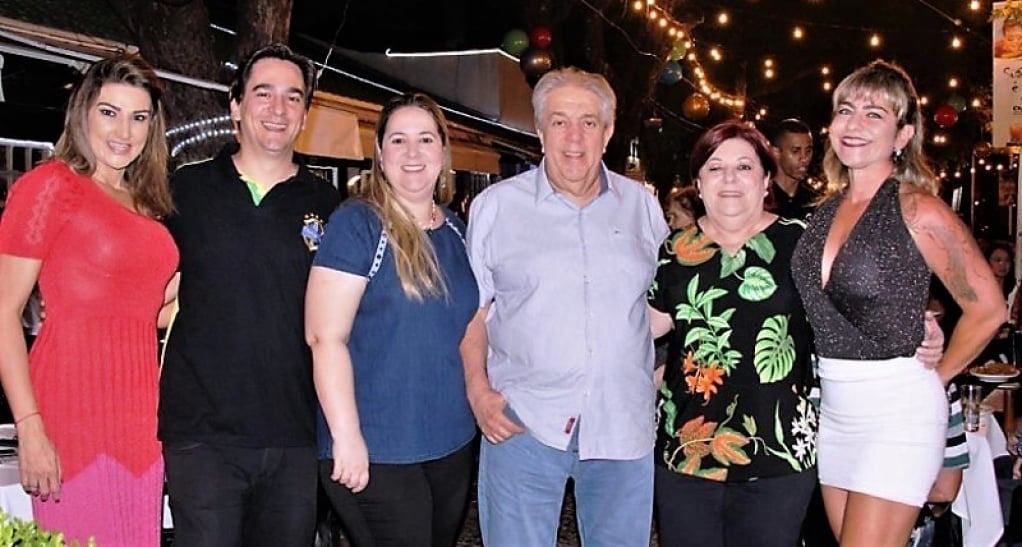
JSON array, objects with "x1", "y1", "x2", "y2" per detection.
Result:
[{"x1": 994, "y1": 2, "x2": 1022, "y2": 147}]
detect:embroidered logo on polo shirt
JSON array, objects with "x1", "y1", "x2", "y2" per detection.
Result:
[{"x1": 301, "y1": 213, "x2": 326, "y2": 251}]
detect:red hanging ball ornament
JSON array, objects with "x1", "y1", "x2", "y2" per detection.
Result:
[
  {"x1": 933, "y1": 104, "x2": 958, "y2": 128},
  {"x1": 530, "y1": 26, "x2": 553, "y2": 49}
]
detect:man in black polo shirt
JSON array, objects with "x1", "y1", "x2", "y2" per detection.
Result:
[
  {"x1": 768, "y1": 118, "x2": 818, "y2": 221},
  {"x1": 159, "y1": 44, "x2": 340, "y2": 547}
]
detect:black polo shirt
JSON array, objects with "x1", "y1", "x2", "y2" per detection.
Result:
[
  {"x1": 769, "y1": 179, "x2": 818, "y2": 221},
  {"x1": 159, "y1": 144, "x2": 340, "y2": 448}
]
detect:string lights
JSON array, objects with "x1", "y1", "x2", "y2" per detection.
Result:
[
  {"x1": 167, "y1": 114, "x2": 235, "y2": 157},
  {"x1": 629, "y1": 0, "x2": 746, "y2": 112},
  {"x1": 632, "y1": 0, "x2": 984, "y2": 127}
]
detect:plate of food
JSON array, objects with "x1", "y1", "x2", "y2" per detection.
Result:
[{"x1": 971, "y1": 362, "x2": 1021, "y2": 382}]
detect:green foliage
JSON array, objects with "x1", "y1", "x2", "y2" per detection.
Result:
[{"x1": 0, "y1": 512, "x2": 96, "y2": 546}]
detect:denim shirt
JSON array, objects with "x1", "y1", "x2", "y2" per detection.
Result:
[{"x1": 314, "y1": 201, "x2": 478, "y2": 463}]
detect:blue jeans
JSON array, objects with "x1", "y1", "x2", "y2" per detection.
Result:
[{"x1": 477, "y1": 410, "x2": 654, "y2": 546}]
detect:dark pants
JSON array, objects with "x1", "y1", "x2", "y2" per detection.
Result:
[
  {"x1": 800, "y1": 483, "x2": 839, "y2": 547},
  {"x1": 164, "y1": 442, "x2": 317, "y2": 547},
  {"x1": 655, "y1": 465, "x2": 817, "y2": 547},
  {"x1": 319, "y1": 442, "x2": 474, "y2": 547}
]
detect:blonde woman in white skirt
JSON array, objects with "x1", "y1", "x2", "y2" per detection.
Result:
[{"x1": 791, "y1": 60, "x2": 1006, "y2": 547}]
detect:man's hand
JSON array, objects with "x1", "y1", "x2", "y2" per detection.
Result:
[{"x1": 468, "y1": 386, "x2": 524, "y2": 444}]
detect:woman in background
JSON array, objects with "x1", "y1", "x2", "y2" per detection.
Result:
[
  {"x1": 663, "y1": 185, "x2": 703, "y2": 231},
  {"x1": 0, "y1": 54, "x2": 177, "y2": 545}
]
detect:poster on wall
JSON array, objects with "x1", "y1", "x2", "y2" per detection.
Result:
[{"x1": 994, "y1": 2, "x2": 1022, "y2": 147}]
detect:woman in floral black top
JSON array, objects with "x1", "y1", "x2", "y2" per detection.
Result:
[{"x1": 648, "y1": 121, "x2": 817, "y2": 547}]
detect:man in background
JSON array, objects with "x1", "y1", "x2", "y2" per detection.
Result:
[{"x1": 769, "y1": 117, "x2": 817, "y2": 220}]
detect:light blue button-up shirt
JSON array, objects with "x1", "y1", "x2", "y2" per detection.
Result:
[{"x1": 466, "y1": 160, "x2": 669, "y2": 460}]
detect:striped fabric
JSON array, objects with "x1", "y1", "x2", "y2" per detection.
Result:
[{"x1": 943, "y1": 383, "x2": 969, "y2": 469}]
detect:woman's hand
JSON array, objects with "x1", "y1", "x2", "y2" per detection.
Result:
[
  {"x1": 330, "y1": 434, "x2": 369, "y2": 493},
  {"x1": 916, "y1": 310, "x2": 945, "y2": 369},
  {"x1": 16, "y1": 416, "x2": 60, "y2": 501}
]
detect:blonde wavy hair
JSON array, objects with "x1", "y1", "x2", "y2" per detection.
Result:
[
  {"x1": 821, "y1": 59, "x2": 938, "y2": 198},
  {"x1": 364, "y1": 93, "x2": 454, "y2": 301}
]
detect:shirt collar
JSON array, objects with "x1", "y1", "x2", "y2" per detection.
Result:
[{"x1": 532, "y1": 158, "x2": 616, "y2": 205}]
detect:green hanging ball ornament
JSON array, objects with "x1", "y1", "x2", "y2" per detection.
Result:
[
  {"x1": 501, "y1": 29, "x2": 530, "y2": 57},
  {"x1": 947, "y1": 94, "x2": 967, "y2": 112}
]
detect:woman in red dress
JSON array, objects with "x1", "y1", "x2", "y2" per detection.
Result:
[{"x1": 0, "y1": 54, "x2": 178, "y2": 546}]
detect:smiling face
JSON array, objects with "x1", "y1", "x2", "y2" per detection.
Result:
[
  {"x1": 696, "y1": 137, "x2": 771, "y2": 220},
  {"x1": 536, "y1": 84, "x2": 613, "y2": 194},
  {"x1": 230, "y1": 57, "x2": 308, "y2": 158},
  {"x1": 86, "y1": 82, "x2": 153, "y2": 183},
  {"x1": 828, "y1": 94, "x2": 914, "y2": 177},
  {"x1": 379, "y1": 105, "x2": 445, "y2": 202}
]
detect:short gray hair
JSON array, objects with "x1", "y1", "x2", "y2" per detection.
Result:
[{"x1": 532, "y1": 67, "x2": 616, "y2": 129}]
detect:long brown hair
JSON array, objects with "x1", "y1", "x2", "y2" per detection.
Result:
[
  {"x1": 822, "y1": 60, "x2": 938, "y2": 198},
  {"x1": 55, "y1": 53, "x2": 172, "y2": 218},
  {"x1": 365, "y1": 92, "x2": 454, "y2": 301}
]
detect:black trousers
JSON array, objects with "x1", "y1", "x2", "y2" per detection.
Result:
[
  {"x1": 319, "y1": 441, "x2": 474, "y2": 547},
  {"x1": 164, "y1": 442, "x2": 318, "y2": 547},
  {"x1": 655, "y1": 465, "x2": 817, "y2": 547},
  {"x1": 800, "y1": 483, "x2": 839, "y2": 547}
]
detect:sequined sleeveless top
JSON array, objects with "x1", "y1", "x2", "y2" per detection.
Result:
[{"x1": 791, "y1": 179, "x2": 930, "y2": 359}]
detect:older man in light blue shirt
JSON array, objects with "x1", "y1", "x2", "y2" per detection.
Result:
[{"x1": 461, "y1": 67, "x2": 668, "y2": 546}]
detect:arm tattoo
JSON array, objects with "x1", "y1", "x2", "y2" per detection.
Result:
[{"x1": 903, "y1": 193, "x2": 979, "y2": 303}]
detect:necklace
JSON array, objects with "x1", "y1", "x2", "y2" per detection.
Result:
[{"x1": 418, "y1": 202, "x2": 440, "y2": 231}]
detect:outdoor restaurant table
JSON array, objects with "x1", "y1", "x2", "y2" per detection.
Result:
[{"x1": 953, "y1": 399, "x2": 1009, "y2": 546}]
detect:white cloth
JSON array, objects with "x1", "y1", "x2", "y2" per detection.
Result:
[
  {"x1": 818, "y1": 356, "x2": 947, "y2": 507},
  {"x1": 0, "y1": 460, "x2": 32, "y2": 521},
  {"x1": 952, "y1": 417, "x2": 1004, "y2": 547}
]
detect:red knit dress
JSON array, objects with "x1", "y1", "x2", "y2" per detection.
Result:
[{"x1": 0, "y1": 161, "x2": 178, "y2": 546}]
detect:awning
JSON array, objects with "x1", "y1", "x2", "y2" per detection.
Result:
[{"x1": 295, "y1": 90, "x2": 502, "y2": 174}]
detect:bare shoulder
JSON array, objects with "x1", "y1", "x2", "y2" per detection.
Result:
[{"x1": 899, "y1": 185, "x2": 956, "y2": 232}]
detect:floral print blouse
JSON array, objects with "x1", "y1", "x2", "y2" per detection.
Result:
[{"x1": 648, "y1": 218, "x2": 817, "y2": 482}]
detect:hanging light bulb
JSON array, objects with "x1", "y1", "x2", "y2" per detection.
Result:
[{"x1": 869, "y1": 34, "x2": 881, "y2": 48}]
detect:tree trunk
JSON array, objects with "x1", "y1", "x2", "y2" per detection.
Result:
[
  {"x1": 110, "y1": 0, "x2": 226, "y2": 164},
  {"x1": 234, "y1": 0, "x2": 294, "y2": 61},
  {"x1": 110, "y1": 0, "x2": 298, "y2": 165}
]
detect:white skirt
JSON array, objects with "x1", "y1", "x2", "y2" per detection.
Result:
[{"x1": 818, "y1": 356, "x2": 947, "y2": 507}]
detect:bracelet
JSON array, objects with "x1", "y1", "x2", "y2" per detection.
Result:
[{"x1": 14, "y1": 411, "x2": 40, "y2": 426}]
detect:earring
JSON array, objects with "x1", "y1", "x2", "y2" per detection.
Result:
[{"x1": 892, "y1": 148, "x2": 904, "y2": 163}]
